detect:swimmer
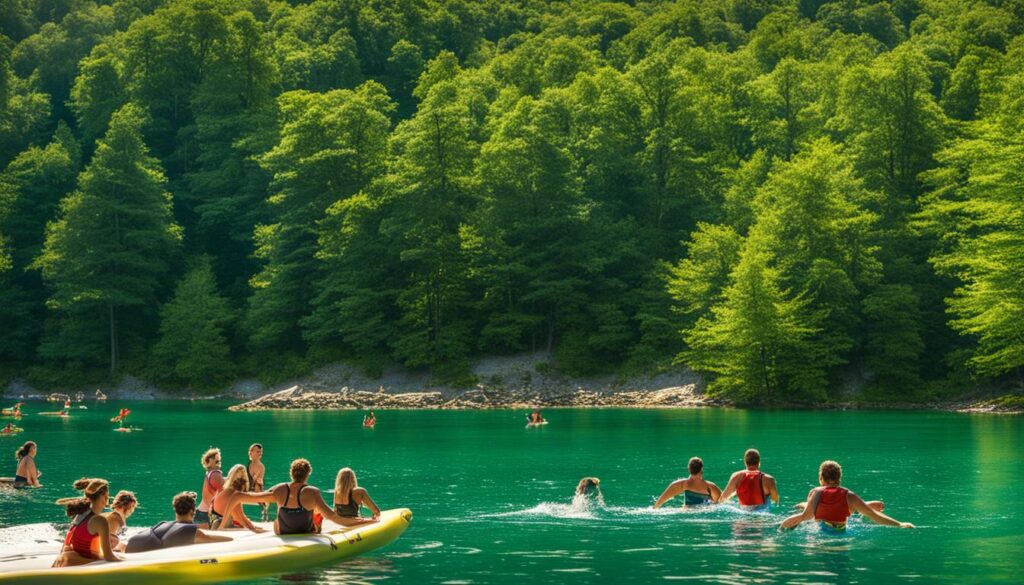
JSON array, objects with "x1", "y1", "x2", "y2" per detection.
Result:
[
  {"x1": 14, "y1": 441, "x2": 42, "y2": 487},
  {"x1": 654, "y1": 457, "x2": 721, "y2": 507},
  {"x1": 717, "y1": 449, "x2": 779, "y2": 510},
  {"x1": 781, "y1": 460, "x2": 914, "y2": 531}
]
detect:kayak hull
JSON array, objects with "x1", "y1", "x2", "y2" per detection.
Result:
[{"x1": 0, "y1": 508, "x2": 412, "y2": 584}]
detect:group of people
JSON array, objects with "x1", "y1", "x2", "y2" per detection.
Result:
[
  {"x1": 50, "y1": 443, "x2": 382, "y2": 568},
  {"x1": 645, "y1": 449, "x2": 913, "y2": 530}
]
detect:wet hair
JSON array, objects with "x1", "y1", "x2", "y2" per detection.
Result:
[
  {"x1": 575, "y1": 477, "x2": 600, "y2": 495},
  {"x1": 290, "y1": 458, "x2": 312, "y2": 482},
  {"x1": 688, "y1": 457, "x2": 704, "y2": 475},
  {"x1": 15, "y1": 441, "x2": 35, "y2": 460},
  {"x1": 744, "y1": 449, "x2": 760, "y2": 467},
  {"x1": 173, "y1": 492, "x2": 197, "y2": 516},
  {"x1": 111, "y1": 490, "x2": 137, "y2": 513},
  {"x1": 819, "y1": 460, "x2": 843, "y2": 486},
  {"x1": 335, "y1": 468, "x2": 357, "y2": 503},
  {"x1": 201, "y1": 447, "x2": 221, "y2": 469},
  {"x1": 55, "y1": 478, "x2": 109, "y2": 517},
  {"x1": 224, "y1": 463, "x2": 249, "y2": 491}
]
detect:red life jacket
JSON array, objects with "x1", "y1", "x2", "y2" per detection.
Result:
[
  {"x1": 814, "y1": 487, "x2": 851, "y2": 525},
  {"x1": 63, "y1": 511, "x2": 101, "y2": 559},
  {"x1": 735, "y1": 471, "x2": 766, "y2": 506}
]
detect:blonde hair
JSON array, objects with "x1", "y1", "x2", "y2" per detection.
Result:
[
  {"x1": 334, "y1": 468, "x2": 357, "y2": 503},
  {"x1": 224, "y1": 464, "x2": 249, "y2": 491},
  {"x1": 55, "y1": 478, "x2": 109, "y2": 517},
  {"x1": 201, "y1": 447, "x2": 221, "y2": 469},
  {"x1": 111, "y1": 490, "x2": 137, "y2": 513},
  {"x1": 819, "y1": 460, "x2": 843, "y2": 486}
]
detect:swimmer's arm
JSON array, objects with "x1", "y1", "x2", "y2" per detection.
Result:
[
  {"x1": 781, "y1": 489, "x2": 817, "y2": 530},
  {"x1": 195, "y1": 529, "x2": 232, "y2": 544},
  {"x1": 91, "y1": 515, "x2": 122, "y2": 562},
  {"x1": 355, "y1": 488, "x2": 381, "y2": 519},
  {"x1": 849, "y1": 493, "x2": 913, "y2": 528},
  {"x1": 716, "y1": 472, "x2": 741, "y2": 503},
  {"x1": 767, "y1": 475, "x2": 780, "y2": 505},
  {"x1": 653, "y1": 480, "x2": 684, "y2": 509},
  {"x1": 312, "y1": 488, "x2": 376, "y2": 527},
  {"x1": 707, "y1": 481, "x2": 723, "y2": 503}
]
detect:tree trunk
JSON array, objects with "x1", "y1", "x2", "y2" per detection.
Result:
[{"x1": 108, "y1": 302, "x2": 118, "y2": 374}]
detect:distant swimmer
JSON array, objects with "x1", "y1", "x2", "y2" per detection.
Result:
[
  {"x1": 52, "y1": 478, "x2": 122, "y2": 567},
  {"x1": 1, "y1": 422, "x2": 20, "y2": 434},
  {"x1": 717, "y1": 449, "x2": 779, "y2": 510},
  {"x1": 247, "y1": 443, "x2": 268, "y2": 521},
  {"x1": 333, "y1": 468, "x2": 381, "y2": 520},
  {"x1": 125, "y1": 491, "x2": 231, "y2": 553},
  {"x1": 195, "y1": 448, "x2": 225, "y2": 528},
  {"x1": 237, "y1": 458, "x2": 378, "y2": 535},
  {"x1": 527, "y1": 410, "x2": 546, "y2": 425},
  {"x1": 781, "y1": 460, "x2": 914, "y2": 531},
  {"x1": 14, "y1": 441, "x2": 42, "y2": 487},
  {"x1": 363, "y1": 411, "x2": 376, "y2": 428},
  {"x1": 209, "y1": 464, "x2": 265, "y2": 533},
  {"x1": 653, "y1": 457, "x2": 722, "y2": 507},
  {"x1": 103, "y1": 491, "x2": 138, "y2": 552},
  {"x1": 576, "y1": 477, "x2": 602, "y2": 497}
]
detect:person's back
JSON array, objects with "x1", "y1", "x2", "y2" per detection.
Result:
[
  {"x1": 654, "y1": 457, "x2": 721, "y2": 508},
  {"x1": 781, "y1": 460, "x2": 914, "y2": 531},
  {"x1": 126, "y1": 491, "x2": 230, "y2": 553},
  {"x1": 719, "y1": 449, "x2": 779, "y2": 510}
]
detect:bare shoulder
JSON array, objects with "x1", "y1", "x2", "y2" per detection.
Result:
[{"x1": 707, "y1": 481, "x2": 722, "y2": 491}]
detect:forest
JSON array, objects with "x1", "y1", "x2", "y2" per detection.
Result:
[{"x1": 1, "y1": 0, "x2": 1022, "y2": 403}]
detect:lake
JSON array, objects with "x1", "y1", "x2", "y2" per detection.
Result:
[{"x1": 1, "y1": 403, "x2": 1021, "y2": 584}]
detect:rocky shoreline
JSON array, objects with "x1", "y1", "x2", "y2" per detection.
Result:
[{"x1": 228, "y1": 383, "x2": 719, "y2": 411}]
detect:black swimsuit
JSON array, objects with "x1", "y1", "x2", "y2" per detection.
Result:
[
  {"x1": 334, "y1": 492, "x2": 359, "y2": 518},
  {"x1": 277, "y1": 484, "x2": 316, "y2": 534}
]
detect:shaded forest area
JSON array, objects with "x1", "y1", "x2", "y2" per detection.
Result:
[{"x1": 1, "y1": 0, "x2": 1022, "y2": 403}]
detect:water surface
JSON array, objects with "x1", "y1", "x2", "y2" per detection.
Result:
[{"x1": 1, "y1": 403, "x2": 1020, "y2": 583}]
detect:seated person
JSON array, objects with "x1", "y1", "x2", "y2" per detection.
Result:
[
  {"x1": 53, "y1": 478, "x2": 121, "y2": 567},
  {"x1": 781, "y1": 460, "x2": 914, "y2": 531},
  {"x1": 208, "y1": 464, "x2": 264, "y2": 533},
  {"x1": 103, "y1": 491, "x2": 137, "y2": 552},
  {"x1": 333, "y1": 468, "x2": 381, "y2": 519},
  {"x1": 125, "y1": 492, "x2": 232, "y2": 553},
  {"x1": 654, "y1": 457, "x2": 722, "y2": 507}
]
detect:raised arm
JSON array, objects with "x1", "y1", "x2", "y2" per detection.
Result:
[
  {"x1": 653, "y1": 480, "x2": 685, "y2": 509},
  {"x1": 849, "y1": 493, "x2": 914, "y2": 528},
  {"x1": 781, "y1": 489, "x2": 818, "y2": 530},
  {"x1": 717, "y1": 472, "x2": 742, "y2": 503},
  {"x1": 310, "y1": 488, "x2": 377, "y2": 527}
]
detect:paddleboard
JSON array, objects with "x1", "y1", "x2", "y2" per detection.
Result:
[
  {"x1": 37, "y1": 412, "x2": 68, "y2": 417},
  {"x1": 0, "y1": 429, "x2": 23, "y2": 436},
  {"x1": 113, "y1": 427, "x2": 142, "y2": 433},
  {"x1": 0, "y1": 508, "x2": 412, "y2": 584}
]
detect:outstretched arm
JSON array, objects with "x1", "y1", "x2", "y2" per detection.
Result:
[
  {"x1": 195, "y1": 529, "x2": 232, "y2": 544},
  {"x1": 781, "y1": 489, "x2": 818, "y2": 530},
  {"x1": 717, "y1": 472, "x2": 741, "y2": 503},
  {"x1": 849, "y1": 493, "x2": 913, "y2": 528},
  {"x1": 653, "y1": 480, "x2": 684, "y2": 509},
  {"x1": 236, "y1": 487, "x2": 277, "y2": 505},
  {"x1": 311, "y1": 488, "x2": 377, "y2": 527}
]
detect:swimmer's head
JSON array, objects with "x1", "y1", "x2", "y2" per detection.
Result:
[
  {"x1": 744, "y1": 449, "x2": 760, "y2": 469},
  {"x1": 576, "y1": 477, "x2": 600, "y2": 495},
  {"x1": 688, "y1": 457, "x2": 704, "y2": 475},
  {"x1": 819, "y1": 460, "x2": 842, "y2": 487}
]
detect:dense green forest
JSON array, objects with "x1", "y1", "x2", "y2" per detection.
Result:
[{"x1": 1, "y1": 0, "x2": 1022, "y2": 402}]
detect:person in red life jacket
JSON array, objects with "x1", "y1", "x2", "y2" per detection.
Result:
[
  {"x1": 717, "y1": 449, "x2": 779, "y2": 511},
  {"x1": 195, "y1": 447, "x2": 225, "y2": 528},
  {"x1": 781, "y1": 460, "x2": 914, "y2": 531},
  {"x1": 52, "y1": 478, "x2": 122, "y2": 567}
]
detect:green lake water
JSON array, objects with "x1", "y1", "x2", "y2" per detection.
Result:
[{"x1": 1, "y1": 402, "x2": 1021, "y2": 584}]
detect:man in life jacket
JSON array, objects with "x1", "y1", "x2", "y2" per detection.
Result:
[
  {"x1": 781, "y1": 460, "x2": 914, "y2": 531},
  {"x1": 717, "y1": 449, "x2": 779, "y2": 510}
]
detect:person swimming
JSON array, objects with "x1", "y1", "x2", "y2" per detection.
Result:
[
  {"x1": 246, "y1": 443, "x2": 268, "y2": 521},
  {"x1": 333, "y1": 468, "x2": 381, "y2": 520},
  {"x1": 781, "y1": 460, "x2": 914, "y2": 531},
  {"x1": 527, "y1": 410, "x2": 545, "y2": 424},
  {"x1": 195, "y1": 447, "x2": 225, "y2": 528},
  {"x1": 363, "y1": 412, "x2": 376, "y2": 427},
  {"x1": 654, "y1": 457, "x2": 722, "y2": 508},
  {"x1": 14, "y1": 441, "x2": 41, "y2": 487},
  {"x1": 208, "y1": 464, "x2": 265, "y2": 532},
  {"x1": 717, "y1": 449, "x2": 779, "y2": 510},
  {"x1": 103, "y1": 491, "x2": 138, "y2": 552},
  {"x1": 237, "y1": 458, "x2": 377, "y2": 535},
  {"x1": 52, "y1": 478, "x2": 122, "y2": 567},
  {"x1": 125, "y1": 491, "x2": 231, "y2": 553}
]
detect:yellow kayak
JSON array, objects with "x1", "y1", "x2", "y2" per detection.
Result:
[{"x1": 0, "y1": 508, "x2": 411, "y2": 584}]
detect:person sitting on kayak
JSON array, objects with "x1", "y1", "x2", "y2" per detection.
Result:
[
  {"x1": 363, "y1": 411, "x2": 376, "y2": 426},
  {"x1": 195, "y1": 447, "x2": 225, "y2": 528},
  {"x1": 237, "y1": 458, "x2": 377, "y2": 535},
  {"x1": 717, "y1": 449, "x2": 779, "y2": 510},
  {"x1": 52, "y1": 478, "x2": 121, "y2": 567},
  {"x1": 333, "y1": 467, "x2": 381, "y2": 520},
  {"x1": 2, "y1": 422, "x2": 16, "y2": 433},
  {"x1": 14, "y1": 440, "x2": 41, "y2": 487},
  {"x1": 654, "y1": 457, "x2": 722, "y2": 508},
  {"x1": 103, "y1": 490, "x2": 138, "y2": 551},
  {"x1": 125, "y1": 491, "x2": 232, "y2": 553},
  {"x1": 781, "y1": 460, "x2": 914, "y2": 531},
  {"x1": 528, "y1": 410, "x2": 545, "y2": 424},
  {"x1": 247, "y1": 443, "x2": 268, "y2": 521},
  {"x1": 209, "y1": 464, "x2": 265, "y2": 533}
]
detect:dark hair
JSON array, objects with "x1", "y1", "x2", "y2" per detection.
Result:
[
  {"x1": 744, "y1": 449, "x2": 760, "y2": 467},
  {"x1": 290, "y1": 458, "x2": 312, "y2": 482},
  {"x1": 112, "y1": 490, "x2": 137, "y2": 511},
  {"x1": 688, "y1": 457, "x2": 703, "y2": 475},
  {"x1": 15, "y1": 441, "x2": 34, "y2": 460},
  {"x1": 55, "y1": 478, "x2": 108, "y2": 517},
  {"x1": 172, "y1": 491, "x2": 197, "y2": 516},
  {"x1": 819, "y1": 460, "x2": 843, "y2": 486}
]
